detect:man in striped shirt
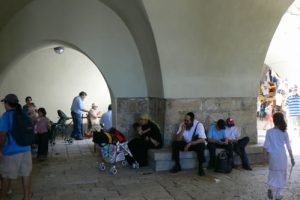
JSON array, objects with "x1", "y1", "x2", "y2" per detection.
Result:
[{"x1": 286, "y1": 86, "x2": 300, "y2": 135}]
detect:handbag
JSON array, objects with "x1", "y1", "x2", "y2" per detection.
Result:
[{"x1": 191, "y1": 122, "x2": 199, "y2": 141}]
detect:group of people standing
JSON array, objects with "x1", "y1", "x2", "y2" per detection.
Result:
[{"x1": 70, "y1": 91, "x2": 112, "y2": 140}]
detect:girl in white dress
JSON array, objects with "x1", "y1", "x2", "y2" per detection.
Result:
[{"x1": 264, "y1": 112, "x2": 295, "y2": 200}]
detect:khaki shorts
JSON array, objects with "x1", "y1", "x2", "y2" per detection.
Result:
[{"x1": 0, "y1": 151, "x2": 32, "y2": 179}]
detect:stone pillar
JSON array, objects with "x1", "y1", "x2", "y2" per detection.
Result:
[{"x1": 114, "y1": 97, "x2": 165, "y2": 140}]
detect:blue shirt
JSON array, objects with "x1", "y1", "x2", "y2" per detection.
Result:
[
  {"x1": 286, "y1": 95, "x2": 300, "y2": 116},
  {"x1": 100, "y1": 110, "x2": 112, "y2": 131},
  {"x1": 71, "y1": 96, "x2": 84, "y2": 114},
  {"x1": 208, "y1": 125, "x2": 226, "y2": 141},
  {"x1": 0, "y1": 111, "x2": 31, "y2": 156}
]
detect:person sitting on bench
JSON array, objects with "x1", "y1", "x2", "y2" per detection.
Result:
[
  {"x1": 207, "y1": 119, "x2": 235, "y2": 170},
  {"x1": 225, "y1": 118, "x2": 252, "y2": 170},
  {"x1": 170, "y1": 112, "x2": 206, "y2": 176}
]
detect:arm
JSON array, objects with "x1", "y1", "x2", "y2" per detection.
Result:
[
  {"x1": 285, "y1": 133, "x2": 295, "y2": 166},
  {"x1": 288, "y1": 148, "x2": 295, "y2": 166},
  {"x1": 78, "y1": 99, "x2": 89, "y2": 113},
  {"x1": 0, "y1": 132, "x2": 7, "y2": 161},
  {"x1": 175, "y1": 123, "x2": 185, "y2": 141}
]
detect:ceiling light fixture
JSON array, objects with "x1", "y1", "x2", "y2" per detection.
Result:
[{"x1": 54, "y1": 46, "x2": 64, "y2": 54}]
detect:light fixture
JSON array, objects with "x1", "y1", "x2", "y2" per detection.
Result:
[{"x1": 54, "y1": 46, "x2": 64, "y2": 54}]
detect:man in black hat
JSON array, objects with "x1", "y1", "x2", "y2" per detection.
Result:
[{"x1": 0, "y1": 94, "x2": 32, "y2": 200}]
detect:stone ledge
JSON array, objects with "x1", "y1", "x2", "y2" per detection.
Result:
[{"x1": 148, "y1": 144, "x2": 266, "y2": 171}]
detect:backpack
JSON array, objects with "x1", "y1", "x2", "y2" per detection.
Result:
[
  {"x1": 11, "y1": 110, "x2": 35, "y2": 146},
  {"x1": 215, "y1": 150, "x2": 232, "y2": 173}
]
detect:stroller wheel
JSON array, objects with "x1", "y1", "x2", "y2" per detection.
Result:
[
  {"x1": 132, "y1": 162, "x2": 139, "y2": 169},
  {"x1": 121, "y1": 160, "x2": 128, "y2": 167},
  {"x1": 109, "y1": 166, "x2": 117, "y2": 175},
  {"x1": 98, "y1": 162, "x2": 106, "y2": 171}
]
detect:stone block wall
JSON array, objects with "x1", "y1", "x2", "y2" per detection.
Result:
[
  {"x1": 163, "y1": 97, "x2": 257, "y2": 145},
  {"x1": 114, "y1": 97, "x2": 165, "y2": 140},
  {"x1": 115, "y1": 97, "x2": 257, "y2": 146}
]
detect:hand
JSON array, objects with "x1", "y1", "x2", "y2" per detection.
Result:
[
  {"x1": 291, "y1": 158, "x2": 295, "y2": 166},
  {"x1": 145, "y1": 136, "x2": 150, "y2": 141},
  {"x1": 180, "y1": 123, "x2": 186, "y2": 131},
  {"x1": 137, "y1": 128, "x2": 143, "y2": 135},
  {"x1": 184, "y1": 143, "x2": 192, "y2": 151}
]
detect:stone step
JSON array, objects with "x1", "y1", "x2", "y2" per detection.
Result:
[{"x1": 148, "y1": 144, "x2": 266, "y2": 171}]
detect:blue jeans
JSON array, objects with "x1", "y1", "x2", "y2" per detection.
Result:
[{"x1": 71, "y1": 112, "x2": 82, "y2": 138}]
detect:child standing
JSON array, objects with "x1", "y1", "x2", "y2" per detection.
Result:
[
  {"x1": 264, "y1": 112, "x2": 295, "y2": 200},
  {"x1": 35, "y1": 108, "x2": 50, "y2": 161}
]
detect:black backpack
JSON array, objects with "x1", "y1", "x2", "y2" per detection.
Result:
[
  {"x1": 10, "y1": 110, "x2": 35, "y2": 146},
  {"x1": 215, "y1": 150, "x2": 232, "y2": 173}
]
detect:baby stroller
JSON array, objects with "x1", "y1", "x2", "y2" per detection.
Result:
[
  {"x1": 93, "y1": 128, "x2": 139, "y2": 175},
  {"x1": 49, "y1": 110, "x2": 73, "y2": 145}
]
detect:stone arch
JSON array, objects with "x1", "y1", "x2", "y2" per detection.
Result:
[{"x1": 0, "y1": 0, "x2": 149, "y2": 99}]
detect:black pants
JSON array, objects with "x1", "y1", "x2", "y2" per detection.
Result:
[
  {"x1": 127, "y1": 138, "x2": 159, "y2": 167},
  {"x1": 37, "y1": 132, "x2": 49, "y2": 157},
  {"x1": 231, "y1": 136, "x2": 250, "y2": 167},
  {"x1": 207, "y1": 142, "x2": 234, "y2": 167},
  {"x1": 171, "y1": 141, "x2": 205, "y2": 169}
]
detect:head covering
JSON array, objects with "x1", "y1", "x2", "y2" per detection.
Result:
[
  {"x1": 1, "y1": 94, "x2": 19, "y2": 104},
  {"x1": 139, "y1": 113, "x2": 151, "y2": 120},
  {"x1": 92, "y1": 103, "x2": 98, "y2": 108},
  {"x1": 226, "y1": 118, "x2": 235, "y2": 127}
]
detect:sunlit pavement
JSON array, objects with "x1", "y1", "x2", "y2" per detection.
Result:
[{"x1": 6, "y1": 127, "x2": 300, "y2": 200}]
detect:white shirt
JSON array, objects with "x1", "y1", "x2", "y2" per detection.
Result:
[
  {"x1": 176, "y1": 120, "x2": 206, "y2": 143},
  {"x1": 100, "y1": 110, "x2": 112, "y2": 131},
  {"x1": 225, "y1": 126, "x2": 241, "y2": 141}
]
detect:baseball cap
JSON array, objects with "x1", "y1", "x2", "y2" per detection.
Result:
[
  {"x1": 1, "y1": 94, "x2": 19, "y2": 104},
  {"x1": 226, "y1": 118, "x2": 235, "y2": 127}
]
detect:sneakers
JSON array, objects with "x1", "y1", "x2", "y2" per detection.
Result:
[
  {"x1": 267, "y1": 189, "x2": 273, "y2": 199},
  {"x1": 170, "y1": 165, "x2": 181, "y2": 173}
]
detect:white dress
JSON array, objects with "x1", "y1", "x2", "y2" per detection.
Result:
[{"x1": 264, "y1": 128, "x2": 291, "y2": 189}]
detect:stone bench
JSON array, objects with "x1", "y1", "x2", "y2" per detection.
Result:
[{"x1": 148, "y1": 144, "x2": 266, "y2": 171}]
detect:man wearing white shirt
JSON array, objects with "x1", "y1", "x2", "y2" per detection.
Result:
[
  {"x1": 170, "y1": 112, "x2": 206, "y2": 176},
  {"x1": 100, "y1": 104, "x2": 112, "y2": 131},
  {"x1": 225, "y1": 118, "x2": 252, "y2": 170}
]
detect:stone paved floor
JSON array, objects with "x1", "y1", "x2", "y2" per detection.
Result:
[{"x1": 7, "y1": 137, "x2": 300, "y2": 200}]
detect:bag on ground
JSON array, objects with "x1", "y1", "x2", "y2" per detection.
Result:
[{"x1": 215, "y1": 150, "x2": 232, "y2": 173}]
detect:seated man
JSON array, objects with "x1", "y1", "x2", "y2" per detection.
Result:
[
  {"x1": 225, "y1": 118, "x2": 252, "y2": 170},
  {"x1": 170, "y1": 112, "x2": 206, "y2": 176},
  {"x1": 207, "y1": 119, "x2": 234, "y2": 169}
]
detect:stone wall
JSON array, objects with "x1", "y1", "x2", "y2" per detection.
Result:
[
  {"x1": 163, "y1": 97, "x2": 257, "y2": 145},
  {"x1": 115, "y1": 97, "x2": 257, "y2": 146},
  {"x1": 114, "y1": 97, "x2": 165, "y2": 140}
]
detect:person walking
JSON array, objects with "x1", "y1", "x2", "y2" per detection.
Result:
[
  {"x1": 264, "y1": 112, "x2": 295, "y2": 200},
  {"x1": 286, "y1": 85, "x2": 300, "y2": 138},
  {"x1": 0, "y1": 94, "x2": 32, "y2": 200}
]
